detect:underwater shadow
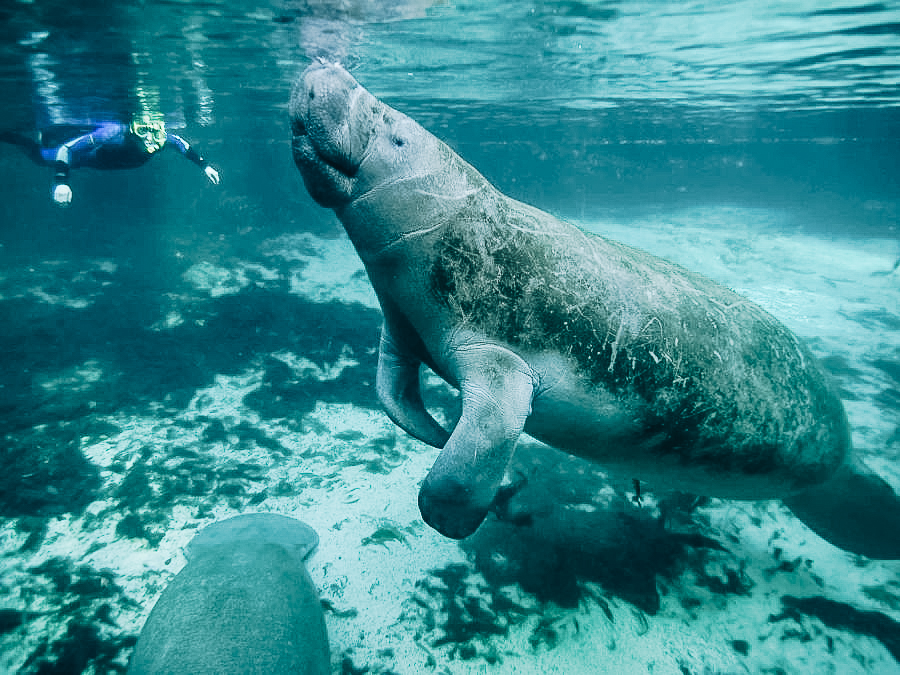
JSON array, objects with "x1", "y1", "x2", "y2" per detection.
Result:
[
  {"x1": 462, "y1": 443, "x2": 733, "y2": 615},
  {"x1": 0, "y1": 280, "x2": 382, "y2": 519},
  {"x1": 404, "y1": 443, "x2": 746, "y2": 665}
]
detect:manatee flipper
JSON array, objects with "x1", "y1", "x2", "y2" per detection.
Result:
[
  {"x1": 418, "y1": 344, "x2": 534, "y2": 539},
  {"x1": 784, "y1": 459, "x2": 900, "y2": 559},
  {"x1": 376, "y1": 320, "x2": 450, "y2": 448}
]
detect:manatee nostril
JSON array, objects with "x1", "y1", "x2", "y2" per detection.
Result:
[{"x1": 308, "y1": 90, "x2": 315, "y2": 100}]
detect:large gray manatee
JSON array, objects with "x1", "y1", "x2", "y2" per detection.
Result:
[
  {"x1": 128, "y1": 513, "x2": 330, "y2": 674},
  {"x1": 290, "y1": 62, "x2": 900, "y2": 559}
]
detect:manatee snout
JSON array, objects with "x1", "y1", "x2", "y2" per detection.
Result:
[{"x1": 290, "y1": 62, "x2": 375, "y2": 186}]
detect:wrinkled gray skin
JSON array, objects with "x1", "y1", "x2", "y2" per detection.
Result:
[
  {"x1": 128, "y1": 514, "x2": 329, "y2": 675},
  {"x1": 290, "y1": 62, "x2": 900, "y2": 559}
]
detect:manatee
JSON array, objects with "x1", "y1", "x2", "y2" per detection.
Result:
[
  {"x1": 289, "y1": 62, "x2": 900, "y2": 559},
  {"x1": 128, "y1": 513, "x2": 329, "y2": 674}
]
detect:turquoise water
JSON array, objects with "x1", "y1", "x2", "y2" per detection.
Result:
[{"x1": 0, "y1": 1, "x2": 899, "y2": 673}]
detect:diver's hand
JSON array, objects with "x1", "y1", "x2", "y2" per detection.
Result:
[
  {"x1": 204, "y1": 165, "x2": 220, "y2": 185},
  {"x1": 52, "y1": 183, "x2": 72, "y2": 206}
]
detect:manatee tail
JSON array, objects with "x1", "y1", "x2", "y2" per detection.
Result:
[{"x1": 784, "y1": 459, "x2": 900, "y2": 560}]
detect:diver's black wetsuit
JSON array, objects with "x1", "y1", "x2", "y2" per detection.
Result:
[{"x1": 1, "y1": 121, "x2": 215, "y2": 202}]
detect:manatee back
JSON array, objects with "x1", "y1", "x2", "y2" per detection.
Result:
[{"x1": 128, "y1": 514, "x2": 329, "y2": 675}]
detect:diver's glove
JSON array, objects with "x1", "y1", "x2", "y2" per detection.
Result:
[
  {"x1": 204, "y1": 165, "x2": 220, "y2": 185},
  {"x1": 52, "y1": 183, "x2": 72, "y2": 206}
]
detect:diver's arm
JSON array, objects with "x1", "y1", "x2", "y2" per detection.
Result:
[
  {"x1": 165, "y1": 133, "x2": 220, "y2": 184},
  {"x1": 50, "y1": 133, "x2": 95, "y2": 205}
]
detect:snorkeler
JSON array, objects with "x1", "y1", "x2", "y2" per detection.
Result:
[{"x1": 0, "y1": 117, "x2": 220, "y2": 206}]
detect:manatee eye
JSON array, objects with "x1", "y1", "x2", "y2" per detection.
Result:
[{"x1": 391, "y1": 136, "x2": 405, "y2": 148}]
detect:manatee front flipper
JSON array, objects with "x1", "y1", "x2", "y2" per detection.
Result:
[
  {"x1": 784, "y1": 458, "x2": 900, "y2": 560},
  {"x1": 418, "y1": 344, "x2": 534, "y2": 539},
  {"x1": 376, "y1": 320, "x2": 450, "y2": 448}
]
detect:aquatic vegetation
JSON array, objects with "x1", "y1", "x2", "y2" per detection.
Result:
[
  {"x1": 360, "y1": 522, "x2": 411, "y2": 548},
  {"x1": 403, "y1": 562, "x2": 535, "y2": 664},
  {"x1": 0, "y1": 420, "x2": 104, "y2": 521},
  {"x1": 771, "y1": 595, "x2": 900, "y2": 663},
  {"x1": 339, "y1": 433, "x2": 412, "y2": 476},
  {"x1": 861, "y1": 583, "x2": 900, "y2": 612},
  {"x1": 99, "y1": 443, "x2": 270, "y2": 546},
  {"x1": 692, "y1": 558, "x2": 754, "y2": 597},
  {"x1": 13, "y1": 558, "x2": 139, "y2": 673}
]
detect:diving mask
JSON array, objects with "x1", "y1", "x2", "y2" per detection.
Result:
[{"x1": 131, "y1": 119, "x2": 167, "y2": 153}]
